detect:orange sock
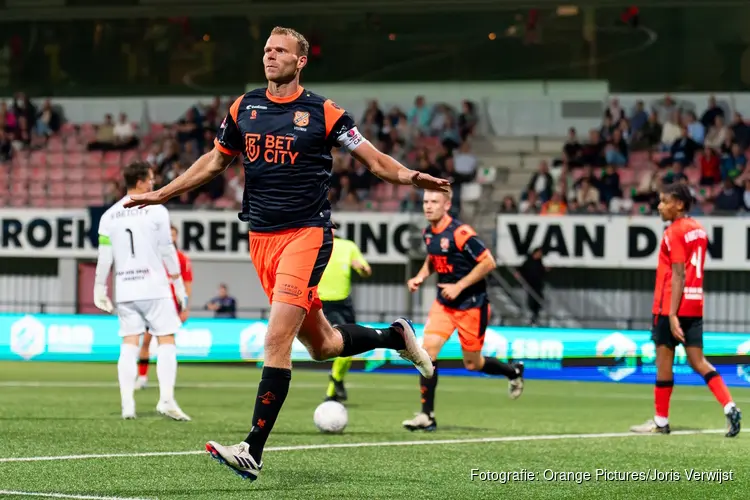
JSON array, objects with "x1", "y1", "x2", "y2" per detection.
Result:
[{"x1": 704, "y1": 371, "x2": 733, "y2": 407}]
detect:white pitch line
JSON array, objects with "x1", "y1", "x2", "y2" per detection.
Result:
[
  {"x1": 0, "y1": 491, "x2": 155, "y2": 500},
  {"x1": 0, "y1": 429, "x2": 724, "y2": 464}
]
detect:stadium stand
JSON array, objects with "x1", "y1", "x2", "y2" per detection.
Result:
[{"x1": 0, "y1": 93, "x2": 480, "y2": 212}]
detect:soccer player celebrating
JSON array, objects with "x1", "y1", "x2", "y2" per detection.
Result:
[
  {"x1": 125, "y1": 26, "x2": 448, "y2": 481},
  {"x1": 135, "y1": 224, "x2": 193, "y2": 390},
  {"x1": 630, "y1": 183, "x2": 741, "y2": 437},
  {"x1": 402, "y1": 188, "x2": 524, "y2": 432},
  {"x1": 318, "y1": 220, "x2": 372, "y2": 402},
  {"x1": 94, "y1": 162, "x2": 191, "y2": 421}
]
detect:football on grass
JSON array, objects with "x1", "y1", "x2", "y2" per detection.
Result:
[{"x1": 314, "y1": 400, "x2": 348, "y2": 433}]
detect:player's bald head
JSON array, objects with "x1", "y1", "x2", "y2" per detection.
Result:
[{"x1": 269, "y1": 26, "x2": 309, "y2": 57}]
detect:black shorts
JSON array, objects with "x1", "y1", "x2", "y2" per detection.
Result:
[
  {"x1": 322, "y1": 296, "x2": 356, "y2": 326},
  {"x1": 651, "y1": 314, "x2": 703, "y2": 348}
]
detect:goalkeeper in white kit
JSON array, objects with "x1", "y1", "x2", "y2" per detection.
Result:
[{"x1": 93, "y1": 161, "x2": 191, "y2": 421}]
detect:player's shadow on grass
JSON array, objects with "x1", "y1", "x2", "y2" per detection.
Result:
[{"x1": 438, "y1": 425, "x2": 494, "y2": 432}]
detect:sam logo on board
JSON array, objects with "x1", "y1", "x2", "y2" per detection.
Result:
[
  {"x1": 596, "y1": 332, "x2": 637, "y2": 382},
  {"x1": 10, "y1": 315, "x2": 46, "y2": 360}
]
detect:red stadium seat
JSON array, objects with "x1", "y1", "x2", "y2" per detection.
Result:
[
  {"x1": 65, "y1": 152, "x2": 84, "y2": 166},
  {"x1": 65, "y1": 168, "x2": 86, "y2": 182},
  {"x1": 48, "y1": 167, "x2": 65, "y2": 183},
  {"x1": 379, "y1": 200, "x2": 400, "y2": 211}
]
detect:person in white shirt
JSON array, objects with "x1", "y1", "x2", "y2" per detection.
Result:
[{"x1": 94, "y1": 161, "x2": 190, "y2": 421}]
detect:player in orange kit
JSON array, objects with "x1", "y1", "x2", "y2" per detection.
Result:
[
  {"x1": 135, "y1": 224, "x2": 192, "y2": 390},
  {"x1": 630, "y1": 183, "x2": 740, "y2": 437}
]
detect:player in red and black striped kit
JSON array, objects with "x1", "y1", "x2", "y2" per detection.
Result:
[
  {"x1": 630, "y1": 183, "x2": 741, "y2": 437},
  {"x1": 135, "y1": 224, "x2": 192, "y2": 390}
]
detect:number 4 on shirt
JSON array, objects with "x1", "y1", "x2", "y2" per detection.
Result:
[{"x1": 689, "y1": 247, "x2": 704, "y2": 279}]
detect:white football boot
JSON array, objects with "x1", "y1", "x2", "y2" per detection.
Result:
[
  {"x1": 156, "y1": 400, "x2": 191, "y2": 421},
  {"x1": 206, "y1": 440, "x2": 262, "y2": 481},
  {"x1": 391, "y1": 318, "x2": 434, "y2": 379}
]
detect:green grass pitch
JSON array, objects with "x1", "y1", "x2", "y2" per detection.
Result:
[{"x1": 0, "y1": 361, "x2": 748, "y2": 499}]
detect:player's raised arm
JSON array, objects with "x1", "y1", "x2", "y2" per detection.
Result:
[
  {"x1": 93, "y1": 223, "x2": 115, "y2": 313},
  {"x1": 323, "y1": 100, "x2": 450, "y2": 192},
  {"x1": 125, "y1": 100, "x2": 244, "y2": 208}
]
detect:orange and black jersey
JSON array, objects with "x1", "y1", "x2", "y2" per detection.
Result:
[
  {"x1": 215, "y1": 86, "x2": 365, "y2": 232},
  {"x1": 424, "y1": 216, "x2": 490, "y2": 310}
]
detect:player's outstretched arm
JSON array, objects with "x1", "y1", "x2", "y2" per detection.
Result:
[
  {"x1": 350, "y1": 142, "x2": 450, "y2": 192},
  {"x1": 124, "y1": 148, "x2": 236, "y2": 208},
  {"x1": 93, "y1": 235, "x2": 114, "y2": 313}
]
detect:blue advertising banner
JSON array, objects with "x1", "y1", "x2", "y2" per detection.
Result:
[{"x1": 2, "y1": 313, "x2": 750, "y2": 386}]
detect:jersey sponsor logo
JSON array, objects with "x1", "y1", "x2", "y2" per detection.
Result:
[
  {"x1": 440, "y1": 237, "x2": 450, "y2": 252},
  {"x1": 244, "y1": 133, "x2": 262, "y2": 162},
  {"x1": 429, "y1": 254, "x2": 454, "y2": 274},
  {"x1": 243, "y1": 132, "x2": 299, "y2": 165},
  {"x1": 293, "y1": 111, "x2": 310, "y2": 127}
]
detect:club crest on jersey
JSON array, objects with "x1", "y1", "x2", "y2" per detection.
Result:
[
  {"x1": 425, "y1": 235, "x2": 432, "y2": 246},
  {"x1": 440, "y1": 238, "x2": 450, "y2": 251},
  {"x1": 251, "y1": 110, "x2": 258, "y2": 120},
  {"x1": 293, "y1": 111, "x2": 310, "y2": 127}
]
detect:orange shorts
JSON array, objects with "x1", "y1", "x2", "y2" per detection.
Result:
[
  {"x1": 249, "y1": 227, "x2": 333, "y2": 313},
  {"x1": 424, "y1": 301, "x2": 490, "y2": 352}
]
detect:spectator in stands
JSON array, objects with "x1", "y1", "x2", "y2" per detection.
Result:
[
  {"x1": 349, "y1": 161, "x2": 376, "y2": 201},
  {"x1": 441, "y1": 114, "x2": 461, "y2": 151},
  {"x1": 617, "y1": 118, "x2": 631, "y2": 142},
  {"x1": 631, "y1": 110, "x2": 662, "y2": 150},
  {"x1": 458, "y1": 100, "x2": 477, "y2": 141},
  {"x1": 684, "y1": 111, "x2": 705, "y2": 145},
  {"x1": 599, "y1": 165, "x2": 622, "y2": 207},
  {"x1": 104, "y1": 180, "x2": 124, "y2": 205},
  {"x1": 540, "y1": 191, "x2": 567, "y2": 215},
  {"x1": 338, "y1": 191, "x2": 363, "y2": 211},
  {"x1": 662, "y1": 163, "x2": 687, "y2": 185},
  {"x1": 632, "y1": 166, "x2": 660, "y2": 204},
  {"x1": 629, "y1": 100, "x2": 648, "y2": 136},
  {"x1": 87, "y1": 113, "x2": 115, "y2": 151},
  {"x1": 176, "y1": 107, "x2": 203, "y2": 149},
  {"x1": 12, "y1": 115, "x2": 31, "y2": 150},
  {"x1": 407, "y1": 96, "x2": 431, "y2": 132},
  {"x1": 113, "y1": 113, "x2": 138, "y2": 150},
  {"x1": 660, "y1": 110, "x2": 682, "y2": 150},
  {"x1": 201, "y1": 96, "x2": 222, "y2": 130},
  {"x1": 0, "y1": 129, "x2": 11, "y2": 161},
  {"x1": 205, "y1": 284, "x2": 237, "y2": 319},
  {"x1": 599, "y1": 116, "x2": 614, "y2": 142},
  {"x1": 500, "y1": 196, "x2": 518, "y2": 213},
  {"x1": 35, "y1": 99, "x2": 60, "y2": 137},
  {"x1": 180, "y1": 140, "x2": 199, "y2": 165},
  {"x1": 713, "y1": 178, "x2": 742, "y2": 213},
  {"x1": 0, "y1": 101, "x2": 17, "y2": 132},
  {"x1": 527, "y1": 161, "x2": 553, "y2": 202},
  {"x1": 654, "y1": 94, "x2": 678, "y2": 124},
  {"x1": 605, "y1": 128, "x2": 628, "y2": 166},
  {"x1": 705, "y1": 115, "x2": 729, "y2": 150},
  {"x1": 362, "y1": 100, "x2": 384, "y2": 132},
  {"x1": 12, "y1": 92, "x2": 36, "y2": 129},
  {"x1": 699, "y1": 146, "x2": 721, "y2": 186},
  {"x1": 561, "y1": 127, "x2": 583, "y2": 167},
  {"x1": 575, "y1": 177, "x2": 600, "y2": 207},
  {"x1": 453, "y1": 141, "x2": 477, "y2": 180},
  {"x1": 721, "y1": 143, "x2": 746, "y2": 180},
  {"x1": 519, "y1": 190, "x2": 541, "y2": 214},
  {"x1": 605, "y1": 98, "x2": 625, "y2": 126},
  {"x1": 580, "y1": 129, "x2": 605, "y2": 166},
  {"x1": 361, "y1": 109, "x2": 382, "y2": 141},
  {"x1": 400, "y1": 188, "x2": 422, "y2": 213},
  {"x1": 701, "y1": 95, "x2": 724, "y2": 130},
  {"x1": 660, "y1": 127, "x2": 699, "y2": 167},
  {"x1": 730, "y1": 112, "x2": 750, "y2": 151},
  {"x1": 429, "y1": 103, "x2": 451, "y2": 137}
]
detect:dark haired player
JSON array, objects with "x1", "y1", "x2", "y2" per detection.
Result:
[
  {"x1": 630, "y1": 183, "x2": 741, "y2": 437},
  {"x1": 402, "y1": 188, "x2": 524, "y2": 432},
  {"x1": 125, "y1": 26, "x2": 449, "y2": 480}
]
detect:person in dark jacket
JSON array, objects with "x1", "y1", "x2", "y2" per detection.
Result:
[{"x1": 517, "y1": 247, "x2": 547, "y2": 326}]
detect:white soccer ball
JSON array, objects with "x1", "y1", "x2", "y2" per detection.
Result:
[{"x1": 313, "y1": 400, "x2": 348, "y2": 434}]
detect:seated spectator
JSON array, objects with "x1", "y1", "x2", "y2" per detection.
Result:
[
  {"x1": 580, "y1": 129, "x2": 605, "y2": 166},
  {"x1": 526, "y1": 161, "x2": 553, "y2": 202},
  {"x1": 701, "y1": 95, "x2": 724, "y2": 129},
  {"x1": 400, "y1": 188, "x2": 422, "y2": 213},
  {"x1": 458, "y1": 100, "x2": 478, "y2": 141},
  {"x1": 632, "y1": 166, "x2": 660, "y2": 204},
  {"x1": 660, "y1": 127, "x2": 699, "y2": 167},
  {"x1": 35, "y1": 99, "x2": 61, "y2": 137},
  {"x1": 605, "y1": 128, "x2": 628, "y2": 166},
  {"x1": 599, "y1": 116, "x2": 615, "y2": 142},
  {"x1": 338, "y1": 191, "x2": 363, "y2": 210},
  {"x1": 12, "y1": 92, "x2": 36, "y2": 129},
  {"x1": 574, "y1": 165, "x2": 600, "y2": 190},
  {"x1": 11, "y1": 115, "x2": 32, "y2": 150},
  {"x1": 180, "y1": 140, "x2": 199, "y2": 165},
  {"x1": 730, "y1": 112, "x2": 750, "y2": 151},
  {"x1": 713, "y1": 178, "x2": 742, "y2": 213},
  {"x1": 705, "y1": 115, "x2": 729, "y2": 150},
  {"x1": 453, "y1": 141, "x2": 477, "y2": 180},
  {"x1": 662, "y1": 163, "x2": 687, "y2": 185},
  {"x1": 407, "y1": 96, "x2": 431, "y2": 132},
  {"x1": 720, "y1": 143, "x2": 746, "y2": 180},
  {"x1": 113, "y1": 113, "x2": 139, "y2": 150},
  {"x1": 599, "y1": 165, "x2": 622, "y2": 206},
  {"x1": 540, "y1": 191, "x2": 567, "y2": 215},
  {"x1": 349, "y1": 161, "x2": 376, "y2": 200},
  {"x1": 560, "y1": 127, "x2": 583, "y2": 167},
  {"x1": 519, "y1": 190, "x2": 541, "y2": 213},
  {"x1": 629, "y1": 100, "x2": 648, "y2": 136},
  {"x1": 205, "y1": 284, "x2": 237, "y2": 319},
  {"x1": 660, "y1": 110, "x2": 682, "y2": 150},
  {"x1": 0, "y1": 129, "x2": 11, "y2": 161},
  {"x1": 575, "y1": 178, "x2": 600, "y2": 206},
  {"x1": 500, "y1": 196, "x2": 518, "y2": 213},
  {"x1": 441, "y1": 114, "x2": 461, "y2": 151},
  {"x1": 631, "y1": 110, "x2": 662, "y2": 150},
  {"x1": 617, "y1": 118, "x2": 631, "y2": 142},
  {"x1": 176, "y1": 108, "x2": 203, "y2": 149},
  {"x1": 699, "y1": 146, "x2": 721, "y2": 185},
  {"x1": 0, "y1": 101, "x2": 17, "y2": 132},
  {"x1": 684, "y1": 111, "x2": 705, "y2": 145},
  {"x1": 88, "y1": 114, "x2": 116, "y2": 151},
  {"x1": 605, "y1": 97, "x2": 625, "y2": 126}
]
